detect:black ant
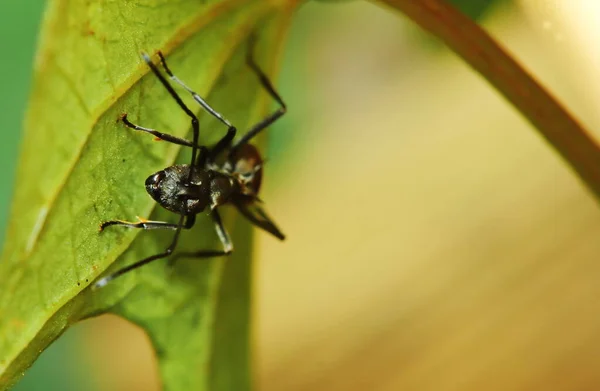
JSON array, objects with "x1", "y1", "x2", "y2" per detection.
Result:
[{"x1": 94, "y1": 38, "x2": 286, "y2": 288}]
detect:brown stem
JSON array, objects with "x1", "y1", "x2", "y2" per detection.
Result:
[{"x1": 375, "y1": 0, "x2": 600, "y2": 200}]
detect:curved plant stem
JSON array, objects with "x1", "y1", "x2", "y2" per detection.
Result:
[{"x1": 375, "y1": 0, "x2": 600, "y2": 200}]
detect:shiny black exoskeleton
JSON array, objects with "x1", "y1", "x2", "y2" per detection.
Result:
[{"x1": 95, "y1": 38, "x2": 285, "y2": 288}]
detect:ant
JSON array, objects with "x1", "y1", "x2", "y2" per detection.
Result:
[{"x1": 94, "y1": 38, "x2": 286, "y2": 288}]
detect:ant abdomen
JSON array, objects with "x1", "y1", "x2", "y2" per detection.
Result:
[{"x1": 228, "y1": 144, "x2": 263, "y2": 203}]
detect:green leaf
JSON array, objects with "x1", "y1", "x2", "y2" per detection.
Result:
[{"x1": 0, "y1": 0, "x2": 297, "y2": 390}]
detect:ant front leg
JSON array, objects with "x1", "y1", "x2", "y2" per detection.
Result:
[
  {"x1": 157, "y1": 52, "x2": 237, "y2": 161},
  {"x1": 158, "y1": 52, "x2": 235, "y2": 130},
  {"x1": 100, "y1": 214, "x2": 196, "y2": 232},
  {"x1": 120, "y1": 114, "x2": 201, "y2": 148},
  {"x1": 141, "y1": 52, "x2": 201, "y2": 179},
  {"x1": 94, "y1": 214, "x2": 191, "y2": 288},
  {"x1": 119, "y1": 51, "x2": 204, "y2": 172}
]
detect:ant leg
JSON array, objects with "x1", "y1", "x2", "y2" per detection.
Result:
[
  {"x1": 100, "y1": 215, "x2": 196, "y2": 232},
  {"x1": 207, "y1": 127, "x2": 236, "y2": 161},
  {"x1": 94, "y1": 213, "x2": 189, "y2": 288},
  {"x1": 194, "y1": 146, "x2": 210, "y2": 167},
  {"x1": 120, "y1": 114, "x2": 200, "y2": 148},
  {"x1": 229, "y1": 37, "x2": 287, "y2": 156},
  {"x1": 235, "y1": 202, "x2": 285, "y2": 240},
  {"x1": 157, "y1": 52, "x2": 236, "y2": 130},
  {"x1": 141, "y1": 53, "x2": 200, "y2": 179},
  {"x1": 210, "y1": 208, "x2": 233, "y2": 253},
  {"x1": 172, "y1": 209, "x2": 233, "y2": 262},
  {"x1": 157, "y1": 52, "x2": 237, "y2": 162}
]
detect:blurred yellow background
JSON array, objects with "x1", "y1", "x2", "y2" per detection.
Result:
[
  {"x1": 255, "y1": 2, "x2": 600, "y2": 390},
  {"x1": 7, "y1": 0, "x2": 600, "y2": 390}
]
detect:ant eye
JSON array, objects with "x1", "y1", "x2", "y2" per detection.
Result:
[{"x1": 145, "y1": 171, "x2": 165, "y2": 189}]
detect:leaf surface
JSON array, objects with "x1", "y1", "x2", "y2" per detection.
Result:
[{"x1": 0, "y1": 1, "x2": 296, "y2": 389}]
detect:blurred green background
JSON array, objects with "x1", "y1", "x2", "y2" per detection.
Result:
[{"x1": 6, "y1": 0, "x2": 600, "y2": 390}]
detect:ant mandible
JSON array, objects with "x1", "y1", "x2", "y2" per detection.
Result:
[{"x1": 94, "y1": 37, "x2": 286, "y2": 288}]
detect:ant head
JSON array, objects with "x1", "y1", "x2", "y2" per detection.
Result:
[
  {"x1": 145, "y1": 170, "x2": 167, "y2": 201},
  {"x1": 145, "y1": 165, "x2": 211, "y2": 215}
]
